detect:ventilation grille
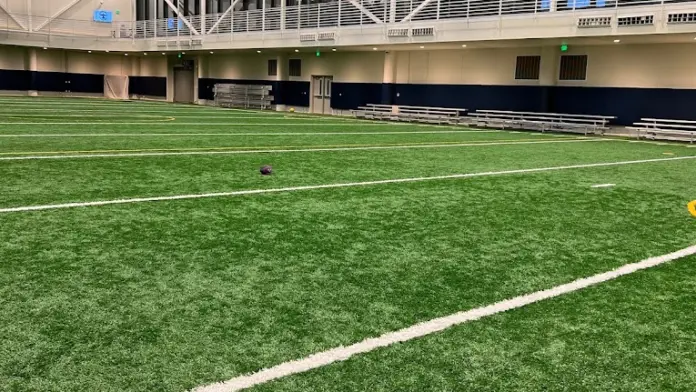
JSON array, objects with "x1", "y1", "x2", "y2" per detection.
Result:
[
  {"x1": 515, "y1": 56, "x2": 541, "y2": 80},
  {"x1": 190, "y1": 39, "x2": 202, "y2": 46},
  {"x1": 577, "y1": 16, "x2": 611, "y2": 28},
  {"x1": 667, "y1": 12, "x2": 696, "y2": 24},
  {"x1": 317, "y1": 32, "x2": 335, "y2": 40},
  {"x1": 299, "y1": 33, "x2": 316, "y2": 42},
  {"x1": 411, "y1": 27, "x2": 434, "y2": 36},
  {"x1": 617, "y1": 15, "x2": 654, "y2": 26},
  {"x1": 559, "y1": 55, "x2": 588, "y2": 81},
  {"x1": 387, "y1": 28, "x2": 409, "y2": 37}
]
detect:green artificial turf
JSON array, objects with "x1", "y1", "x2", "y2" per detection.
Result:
[{"x1": 0, "y1": 97, "x2": 695, "y2": 392}]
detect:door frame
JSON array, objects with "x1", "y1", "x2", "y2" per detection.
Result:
[{"x1": 310, "y1": 75, "x2": 333, "y2": 114}]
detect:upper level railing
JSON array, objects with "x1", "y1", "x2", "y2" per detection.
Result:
[{"x1": 0, "y1": 0, "x2": 693, "y2": 41}]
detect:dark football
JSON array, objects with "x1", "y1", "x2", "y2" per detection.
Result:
[{"x1": 260, "y1": 165, "x2": 272, "y2": 175}]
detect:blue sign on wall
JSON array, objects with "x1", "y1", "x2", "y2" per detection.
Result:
[
  {"x1": 567, "y1": 0, "x2": 590, "y2": 8},
  {"x1": 93, "y1": 10, "x2": 113, "y2": 23},
  {"x1": 167, "y1": 18, "x2": 184, "y2": 29}
]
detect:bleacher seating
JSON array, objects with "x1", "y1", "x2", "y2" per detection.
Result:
[
  {"x1": 627, "y1": 118, "x2": 696, "y2": 143},
  {"x1": 353, "y1": 104, "x2": 467, "y2": 124},
  {"x1": 469, "y1": 110, "x2": 615, "y2": 135}
]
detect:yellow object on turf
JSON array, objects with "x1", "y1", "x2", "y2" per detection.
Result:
[
  {"x1": 289, "y1": 107, "x2": 295, "y2": 112},
  {"x1": 688, "y1": 201, "x2": 696, "y2": 217}
]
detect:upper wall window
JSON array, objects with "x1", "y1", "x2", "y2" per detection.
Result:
[
  {"x1": 559, "y1": 55, "x2": 588, "y2": 81},
  {"x1": 515, "y1": 56, "x2": 541, "y2": 80},
  {"x1": 289, "y1": 59, "x2": 302, "y2": 77},
  {"x1": 268, "y1": 59, "x2": 278, "y2": 77}
]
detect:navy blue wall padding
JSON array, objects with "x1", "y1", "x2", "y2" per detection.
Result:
[
  {"x1": 0, "y1": 69, "x2": 31, "y2": 90},
  {"x1": 330, "y1": 82, "x2": 383, "y2": 109},
  {"x1": 392, "y1": 83, "x2": 544, "y2": 112},
  {"x1": 31, "y1": 71, "x2": 68, "y2": 92},
  {"x1": 551, "y1": 86, "x2": 696, "y2": 125},
  {"x1": 129, "y1": 76, "x2": 167, "y2": 97},
  {"x1": 68, "y1": 73, "x2": 104, "y2": 93},
  {"x1": 198, "y1": 78, "x2": 310, "y2": 107}
]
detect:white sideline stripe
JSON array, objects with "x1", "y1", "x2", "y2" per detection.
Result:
[
  {"x1": 0, "y1": 122, "x2": 399, "y2": 126},
  {"x1": 1, "y1": 154, "x2": 694, "y2": 213},
  {"x1": 591, "y1": 183, "x2": 616, "y2": 188},
  {"x1": 192, "y1": 244, "x2": 696, "y2": 392},
  {"x1": 0, "y1": 139, "x2": 600, "y2": 161},
  {"x1": 0, "y1": 130, "x2": 502, "y2": 137}
]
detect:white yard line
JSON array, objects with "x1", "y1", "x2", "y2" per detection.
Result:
[
  {"x1": 0, "y1": 139, "x2": 602, "y2": 161},
  {"x1": 0, "y1": 122, "x2": 400, "y2": 126},
  {"x1": 1, "y1": 154, "x2": 694, "y2": 213},
  {"x1": 591, "y1": 183, "x2": 616, "y2": 188},
  {"x1": 0, "y1": 130, "x2": 503, "y2": 137},
  {"x1": 192, "y1": 244, "x2": 696, "y2": 392}
]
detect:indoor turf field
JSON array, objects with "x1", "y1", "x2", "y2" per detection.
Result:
[{"x1": 1, "y1": 96, "x2": 696, "y2": 392}]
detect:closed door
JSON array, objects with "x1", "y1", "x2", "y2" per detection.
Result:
[
  {"x1": 311, "y1": 76, "x2": 333, "y2": 114},
  {"x1": 174, "y1": 68, "x2": 194, "y2": 103}
]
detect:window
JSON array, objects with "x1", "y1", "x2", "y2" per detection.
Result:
[
  {"x1": 559, "y1": 55, "x2": 588, "y2": 81},
  {"x1": 515, "y1": 56, "x2": 541, "y2": 80},
  {"x1": 267, "y1": 59, "x2": 277, "y2": 76},
  {"x1": 289, "y1": 59, "x2": 302, "y2": 77}
]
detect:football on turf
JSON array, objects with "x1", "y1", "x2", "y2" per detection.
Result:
[{"x1": 260, "y1": 165, "x2": 273, "y2": 175}]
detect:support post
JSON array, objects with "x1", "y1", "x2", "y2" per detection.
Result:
[
  {"x1": 26, "y1": 47, "x2": 38, "y2": 96},
  {"x1": 381, "y1": 51, "x2": 396, "y2": 105},
  {"x1": 201, "y1": 0, "x2": 206, "y2": 34}
]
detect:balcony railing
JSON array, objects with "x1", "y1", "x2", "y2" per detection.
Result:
[{"x1": 0, "y1": 0, "x2": 693, "y2": 43}]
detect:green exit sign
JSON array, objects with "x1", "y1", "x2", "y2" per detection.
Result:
[{"x1": 560, "y1": 44, "x2": 568, "y2": 52}]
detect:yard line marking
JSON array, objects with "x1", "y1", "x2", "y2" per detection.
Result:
[
  {"x1": 591, "y1": 183, "x2": 616, "y2": 188},
  {"x1": 0, "y1": 122, "x2": 402, "y2": 126},
  {"x1": 0, "y1": 139, "x2": 602, "y2": 161},
  {"x1": 1, "y1": 154, "x2": 694, "y2": 213},
  {"x1": 192, "y1": 244, "x2": 696, "y2": 392},
  {"x1": 0, "y1": 114, "x2": 328, "y2": 120},
  {"x1": 0, "y1": 137, "x2": 574, "y2": 156},
  {"x1": 0, "y1": 130, "x2": 502, "y2": 137}
]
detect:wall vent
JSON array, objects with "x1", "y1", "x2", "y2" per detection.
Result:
[
  {"x1": 617, "y1": 15, "x2": 654, "y2": 26},
  {"x1": 387, "y1": 28, "x2": 409, "y2": 37},
  {"x1": 411, "y1": 27, "x2": 434, "y2": 36},
  {"x1": 299, "y1": 33, "x2": 317, "y2": 42},
  {"x1": 667, "y1": 12, "x2": 696, "y2": 24},
  {"x1": 317, "y1": 32, "x2": 335, "y2": 40},
  {"x1": 577, "y1": 16, "x2": 611, "y2": 28}
]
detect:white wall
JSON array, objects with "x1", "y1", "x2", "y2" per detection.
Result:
[
  {"x1": 140, "y1": 56, "x2": 167, "y2": 77},
  {"x1": 395, "y1": 48, "x2": 546, "y2": 85},
  {"x1": 66, "y1": 51, "x2": 133, "y2": 75},
  {"x1": 0, "y1": 45, "x2": 27, "y2": 69},
  {"x1": 206, "y1": 51, "x2": 385, "y2": 83},
  {"x1": 561, "y1": 43, "x2": 696, "y2": 89}
]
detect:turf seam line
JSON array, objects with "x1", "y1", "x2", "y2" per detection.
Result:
[
  {"x1": 0, "y1": 139, "x2": 598, "y2": 161},
  {"x1": 192, "y1": 244, "x2": 696, "y2": 392},
  {"x1": 1, "y1": 154, "x2": 694, "y2": 213}
]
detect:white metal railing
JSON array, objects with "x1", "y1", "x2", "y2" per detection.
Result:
[{"x1": 0, "y1": 0, "x2": 694, "y2": 42}]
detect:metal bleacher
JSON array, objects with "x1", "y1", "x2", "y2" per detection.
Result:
[
  {"x1": 627, "y1": 118, "x2": 696, "y2": 143},
  {"x1": 469, "y1": 110, "x2": 615, "y2": 135},
  {"x1": 353, "y1": 104, "x2": 468, "y2": 125},
  {"x1": 213, "y1": 83, "x2": 273, "y2": 110}
]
